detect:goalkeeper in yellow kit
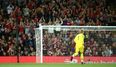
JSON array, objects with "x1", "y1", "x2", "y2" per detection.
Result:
[{"x1": 70, "y1": 30, "x2": 85, "y2": 64}]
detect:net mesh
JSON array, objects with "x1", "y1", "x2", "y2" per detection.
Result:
[{"x1": 35, "y1": 26, "x2": 116, "y2": 63}]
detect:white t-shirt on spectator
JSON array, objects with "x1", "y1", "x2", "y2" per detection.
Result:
[
  {"x1": 7, "y1": 5, "x2": 14, "y2": 14},
  {"x1": 23, "y1": 7, "x2": 30, "y2": 16},
  {"x1": 55, "y1": 24, "x2": 61, "y2": 32},
  {"x1": 48, "y1": 25, "x2": 54, "y2": 33}
]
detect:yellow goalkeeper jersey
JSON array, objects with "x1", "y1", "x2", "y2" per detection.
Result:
[{"x1": 74, "y1": 33, "x2": 84, "y2": 46}]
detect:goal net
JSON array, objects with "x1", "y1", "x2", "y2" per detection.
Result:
[{"x1": 35, "y1": 26, "x2": 116, "y2": 63}]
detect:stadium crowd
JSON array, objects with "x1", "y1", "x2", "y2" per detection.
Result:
[{"x1": 0, "y1": 0, "x2": 116, "y2": 56}]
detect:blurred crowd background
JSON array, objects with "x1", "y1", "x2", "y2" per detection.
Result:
[{"x1": 0, "y1": 0, "x2": 116, "y2": 56}]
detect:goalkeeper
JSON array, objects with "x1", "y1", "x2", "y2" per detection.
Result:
[{"x1": 70, "y1": 30, "x2": 85, "y2": 64}]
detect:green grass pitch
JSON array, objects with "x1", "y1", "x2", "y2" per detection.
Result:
[{"x1": 0, "y1": 63, "x2": 116, "y2": 67}]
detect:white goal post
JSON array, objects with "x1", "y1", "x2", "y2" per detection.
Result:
[{"x1": 35, "y1": 25, "x2": 116, "y2": 63}]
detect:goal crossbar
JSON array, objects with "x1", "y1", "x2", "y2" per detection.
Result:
[{"x1": 41, "y1": 26, "x2": 116, "y2": 31}]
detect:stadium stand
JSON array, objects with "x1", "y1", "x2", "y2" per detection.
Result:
[{"x1": 0, "y1": 0, "x2": 116, "y2": 56}]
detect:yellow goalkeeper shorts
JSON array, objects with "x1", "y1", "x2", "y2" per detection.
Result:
[{"x1": 75, "y1": 45, "x2": 84, "y2": 53}]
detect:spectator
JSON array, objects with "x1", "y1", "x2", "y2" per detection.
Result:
[
  {"x1": 85, "y1": 47, "x2": 92, "y2": 56},
  {"x1": 102, "y1": 46, "x2": 113, "y2": 56}
]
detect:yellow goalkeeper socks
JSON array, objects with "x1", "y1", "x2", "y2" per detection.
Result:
[{"x1": 80, "y1": 53, "x2": 84, "y2": 62}]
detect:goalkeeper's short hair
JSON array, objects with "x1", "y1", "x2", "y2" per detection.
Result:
[{"x1": 79, "y1": 29, "x2": 84, "y2": 33}]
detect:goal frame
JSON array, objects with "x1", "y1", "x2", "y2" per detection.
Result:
[{"x1": 35, "y1": 25, "x2": 116, "y2": 63}]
